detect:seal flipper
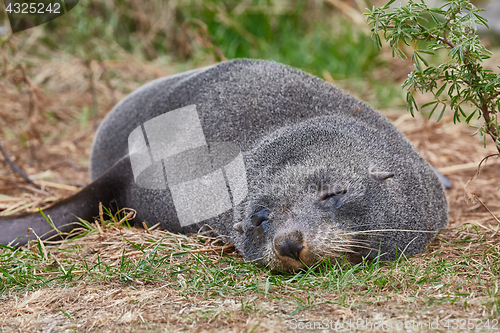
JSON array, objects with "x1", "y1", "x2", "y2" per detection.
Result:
[
  {"x1": 0, "y1": 156, "x2": 133, "y2": 246},
  {"x1": 430, "y1": 165, "x2": 452, "y2": 189}
]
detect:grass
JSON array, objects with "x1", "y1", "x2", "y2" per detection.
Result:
[
  {"x1": 1, "y1": 214, "x2": 500, "y2": 331},
  {"x1": 1, "y1": 0, "x2": 500, "y2": 330},
  {"x1": 31, "y1": 0, "x2": 405, "y2": 109}
]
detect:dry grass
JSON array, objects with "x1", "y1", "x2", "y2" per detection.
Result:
[
  {"x1": 1, "y1": 29, "x2": 500, "y2": 332},
  {"x1": 0, "y1": 29, "x2": 176, "y2": 212}
]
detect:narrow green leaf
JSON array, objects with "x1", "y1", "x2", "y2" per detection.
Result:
[
  {"x1": 428, "y1": 101, "x2": 440, "y2": 119},
  {"x1": 453, "y1": 110, "x2": 459, "y2": 124},
  {"x1": 0, "y1": 267, "x2": 20, "y2": 285},
  {"x1": 448, "y1": 46, "x2": 460, "y2": 57},
  {"x1": 459, "y1": 106, "x2": 467, "y2": 118},
  {"x1": 413, "y1": 54, "x2": 423, "y2": 72},
  {"x1": 415, "y1": 51, "x2": 429, "y2": 67},
  {"x1": 384, "y1": 0, "x2": 397, "y2": 9},
  {"x1": 465, "y1": 110, "x2": 477, "y2": 124},
  {"x1": 436, "y1": 104, "x2": 446, "y2": 122},
  {"x1": 417, "y1": 49, "x2": 434, "y2": 55},
  {"x1": 429, "y1": 8, "x2": 446, "y2": 15},
  {"x1": 57, "y1": 307, "x2": 73, "y2": 321},
  {"x1": 473, "y1": 12, "x2": 489, "y2": 29},
  {"x1": 435, "y1": 83, "x2": 447, "y2": 97},
  {"x1": 429, "y1": 12, "x2": 439, "y2": 24},
  {"x1": 422, "y1": 100, "x2": 439, "y2": 108},
  {"x1": 406, "y1": 92, "x2": 417, "y2": 116},
  {"x1": 396, "y1": 48, "x2": 407, "y2": 61}
]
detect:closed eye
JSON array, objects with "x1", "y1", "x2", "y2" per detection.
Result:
[
  {"x1": 251, "y1": 208, "x2": 269, "y2": 227},
  {"x1": 318, "y1": 187, "x2": 347, "y2": 201},
  {"x1": 319, "y1": 191, "x2": 337, "y2": 201}
]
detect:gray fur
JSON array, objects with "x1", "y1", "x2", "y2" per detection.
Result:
[
  {"x1": 0, "y1": 59, "x2": 447, "y2": 270},
  {"x1": 88, "y1": 59, "x2": 448, "y2": 271}
]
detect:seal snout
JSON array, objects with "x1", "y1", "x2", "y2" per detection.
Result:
[
  {"x1": 277, "y1": 238, "x2": 304, "y2": 261},
  {"x1": 273, "y1": 229, "x2": 309, "y2": 269}
]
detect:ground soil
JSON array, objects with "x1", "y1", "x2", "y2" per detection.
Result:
[{"x1": 1, "y1": 49, "x2": 500, "y2": 332}]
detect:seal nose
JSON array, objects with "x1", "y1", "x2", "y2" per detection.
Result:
[{"x1": 278, "y1": 239, "x2": 304, "y2": 261}]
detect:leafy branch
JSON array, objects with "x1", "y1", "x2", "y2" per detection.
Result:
[{"x1": 366, "y1": 0, "x2": 500, "y2": 152}]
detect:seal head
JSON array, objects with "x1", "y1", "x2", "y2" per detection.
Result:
[{"x1": 232, "y1": 116, "x2": 448, "y2": 271}]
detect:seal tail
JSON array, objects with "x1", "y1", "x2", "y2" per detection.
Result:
[{"x1": 0, "y1": 156, "x2": 132, "y2": 246}]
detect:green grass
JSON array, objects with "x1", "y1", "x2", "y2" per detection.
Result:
[
  {"x1": 2, "y1": 0, "x2": 500, "y2": 329},
  {"x1": 33, "y1": 0, "x2": 405, "y2": 109},
  {"x1": 1, "y1": 218, "x2": 499, "y2": 319}
]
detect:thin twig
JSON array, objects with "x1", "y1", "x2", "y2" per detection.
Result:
[
  {"x1": 0, "y1": 141, "x2": 41, "y2": 189},
  {"x1": 476, "y1": 154, "x2": 500, "y2": 176},
  {"x1": 377, "y1": 24, "x2": 456, "y2": 49},
  {"x1": 473, "y1": 195, "x2": 500, "y2": 227}
]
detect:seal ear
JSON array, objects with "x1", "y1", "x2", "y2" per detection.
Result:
[
  {"x1": 233, "y1": 222, "x2": 244, "y2": 234},
  {"x1": 370, "y1": 170, "x2": 394, "y2": 181}
]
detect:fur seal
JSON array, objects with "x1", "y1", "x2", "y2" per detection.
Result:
[{"x1": 0, "y1": 59, "x2": 448, "y2": 271}]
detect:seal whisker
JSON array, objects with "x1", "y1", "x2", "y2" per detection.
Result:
[
  {"x1": 341, "y1": 223, "x2": 399, "y2": 230},
  {"x1": 253, "y1": 203, "x2": 272, "y2": 211},
  {"x1": 342, "y1": 222, "x2": 425, "y2": 230},
  {"x1": 346, "y1": 241, "x2": 371, "y2": 247},
  {"x1": 346, "y1": 244, "x2": 378, "y2": 252},
  {"x1": 331, "y1": 233, "x2": 368, "y2": 242},
  {"x1": 342, "y1": 229, "x2": 439, "y2": 235},
  {"x1": 322, "y1": 242, "x2": 377, "y2": 253}
]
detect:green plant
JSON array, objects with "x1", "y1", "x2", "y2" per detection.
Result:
[{"x1": 366, "y1": 0, "x2": 500, "y2": 152}]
